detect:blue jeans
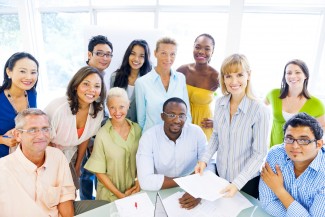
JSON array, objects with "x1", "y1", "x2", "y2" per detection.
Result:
[{"x1": 79, "y1": 149, "x2": 96, "y2": 200}]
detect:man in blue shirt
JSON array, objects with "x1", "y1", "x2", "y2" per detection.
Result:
[
  {"x1": 136, "y1": 97, "x2": 206, "y2": 209},
  {"x1": 259, "y1": 112, "x2": 325, "y2": 217}
]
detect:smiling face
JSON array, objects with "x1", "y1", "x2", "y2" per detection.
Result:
[
  {"x1": 162, "y1": 102, "x2": 187, "y2": 140},
  {"x1": 128, "y1": 45, "x2": 145, "y2": 71},
  {"x1": 285, "y1": 63, "x2": 307, "y2": 90},
  {"x1": 107, "y1": 96, "x2": 129, "y2": 123},
  {"x1": 193, "y1": 36, "x2": 214, "y2": 64},
  {"x1": 6, "y1": 57, "x2": 38, "y2": 91},
  {"x1": 88, "y1": 44, "x2": 112, "y2": 72},
  {"x1": 223, "y1": 66, "x2": 250, "y2": 98},
  {"x1": 76, "y1": 73, "x2": 102, "y2": 106},
  {"x1": 284, "y1": 125, "x2": 322, "y2": 166},
  {"x1": 15, "y1": 114, "x2": 51, "y2": 159},
  {"x1": 154, "y1": 43, "x2": 177, "y2": 72}
]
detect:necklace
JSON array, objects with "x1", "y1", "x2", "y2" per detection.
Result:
[{"x1": 6, "y1": 89, "x2": 29, "y2": 114}]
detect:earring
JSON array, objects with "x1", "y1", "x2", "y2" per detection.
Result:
[{"x1": 8, "y1": 76, "x2": 11, "y2": 79}]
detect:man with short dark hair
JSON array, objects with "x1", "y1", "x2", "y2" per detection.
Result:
[
  {"x1": 259, "y1": 112, "x2": 325, "y2": 217},
  {"x1": 87, "y1": 35, "x2": 113, "y2": 73},
  {"x1": 136, "y1": 97, "x2": 206, "y2": 209},
  {"x1": 80, "y1": 35, "x2": 114, "y2": 200}
]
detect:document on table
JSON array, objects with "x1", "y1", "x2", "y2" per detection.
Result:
[
  {"x1": 115, "y1": 192, "x2": 154, "y2": 217},
  {"x1": 162, "y1": 191, "x2": 253, "y2": 217},
  {"x1": 174, "y1": 170, "x2": 229, "y2": 201}
]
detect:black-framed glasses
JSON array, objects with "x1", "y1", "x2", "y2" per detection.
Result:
[
  {"x1": 163, "y1": 112, "x2": 187, "y2": 120},
  {"x1": 93, "y1": 51, "x2": 113, "y2": 58},
  {"x1": 18, "y1": 127, "x2": 52, "y2": 135},
  {"x1": 283, "y1": 137, "x2": 317, "y2": 146}
]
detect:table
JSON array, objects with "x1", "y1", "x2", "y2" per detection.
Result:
[{"x1": 75, "y1": 187, "x2": 272, "y2": 217}]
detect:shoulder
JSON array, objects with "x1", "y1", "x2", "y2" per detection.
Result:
[
  {"x1": 267, "y1": 89, "x2": 280, "y2": 97},
  {"x1": 110, "y1": 71, "x2": 117, "y2": 79},
  {"x1": 141, "y1": 124, "x2": 160, "y2": 140},
  {"x1": 176, "y1": 64, "x2": 191, "y2": 75},
  {"x1": 309, "y1": 96, "x2": 325, "y2": 106},
  {"x1": 46, "y1": 146, "x2": 68, "y2": 162},
  {"x1": 266, "y1": 144, "x2": 287, "y2": 163},
  {"x1": 136, "y1": 70, "x2": 153, "y2": 84},
  {"x1": 185, "y1": 123, "x2": 205, "y2": 136},
  {"x1": 44, "y1": 96, "x2": 70, "y2": 116}
]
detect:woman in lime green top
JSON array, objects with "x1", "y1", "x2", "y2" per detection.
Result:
[
  {"x1": 265, "y1": 59, "x2": 325, "y2": 147},
  {"x1": 85, "y1": 87, "x2": 141, "y2": 202}
]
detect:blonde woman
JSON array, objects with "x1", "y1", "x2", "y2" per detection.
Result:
[
  {"x1": 195, "y1": 54, "x2": 270, "y2": 199},
  {"x1": 85, "y1": 87, "x2": 141, "y2": 202}
]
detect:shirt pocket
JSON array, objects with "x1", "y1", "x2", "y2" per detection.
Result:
[{"x1": 44, "y1": 186, "x2": 61, "y2": 209}]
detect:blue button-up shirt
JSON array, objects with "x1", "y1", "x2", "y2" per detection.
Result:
[
  {"x1": 135, "y1": 68, "x2": 191, "y2": 132},
  {"x1": 259, "y1": 144, "x2": 325, "y2": 217},
  {"x1": 136, "y1": 123, "x2": 206, "y2": 191}
]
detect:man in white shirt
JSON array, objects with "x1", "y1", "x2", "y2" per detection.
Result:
[{"x1": 136, "y1": 97, "x2": 207, "y2": 209}]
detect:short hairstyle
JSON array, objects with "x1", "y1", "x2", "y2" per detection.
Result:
[
  {"x1": 219, "y1": 53, "x2": 255, "y2": 99},
  {"x1": 1, "y1": 52, "x2": 39, "y2": 92},
  {"x1": 283, "y1": 112, "x2": 323, "y2": 140},
  {"x1": 88, "y1": 35, "x2": 113, "y2": 52},
  {"x1": 279, "y1": 59, "x2": 310, "y2": 99},
  {"x1": 155, "y1": 37, "x2": 177, "y2": 51},
  {"x1": 107, "y1": 87, "x2": 129, "y2": 104},
  {"x1": 194, "y1": 33, "x2": 215, "y2": 48},
  {"x1": 66, "y1": 66, "x2": 106, "y2": 118},
  {"x1": 113, "y1": 39, "x2": 152, "y2": 89},
  {"x1": 15, "y1": 108, "x2": 49, "y2": 130},
  {"x1": 162, "y1": 97, "x2": 187, "y2": 112}
]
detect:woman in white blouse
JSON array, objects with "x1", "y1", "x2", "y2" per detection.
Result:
[{"x1": 45, "y1": 66, "x2": 106, "y2": 189}]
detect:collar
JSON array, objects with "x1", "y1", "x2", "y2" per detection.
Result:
[
  {"x1": 14, "y1": 145, "x2": 47, "y2": 172},
  {"x1": 161, "y1": 123, "x2": 187, "y2": 143},
  {"x1": 307, "y1": 147, "x2": 325, "y2": 172},
  {"x1": 150, "y1": 68, "x2": 177, "y2": 82},
  {"x1": 220, "y1": 94, "x2": 250, "y2": 114},
  {"x1": 106, "y1": 118, "x2": 136, "y2": 137}
]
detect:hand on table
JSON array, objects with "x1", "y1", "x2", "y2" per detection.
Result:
[{"x1": 179, "y1": 192, "x2": 201, "y2": 210}]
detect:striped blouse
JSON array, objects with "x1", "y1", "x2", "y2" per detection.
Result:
[{"x1": 201, "y1": 94, "x2": 270, "y2": 190}]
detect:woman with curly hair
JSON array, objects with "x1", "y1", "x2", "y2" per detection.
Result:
[{"x1": 44, "y1": 66, "x2": 106, "y2": 189}]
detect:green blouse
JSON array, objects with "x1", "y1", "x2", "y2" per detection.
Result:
[
  {"x1": 84, "y1": 119, "x2": 141, "y2": 202},
  {"x1": 267, "y1": 89, "x2": 325, "y2": 147}
]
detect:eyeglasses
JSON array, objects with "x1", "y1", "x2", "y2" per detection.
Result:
[
  {"x1": 283, "y1": 137, "x2": 317, "y2": 146},
  {"x1": 93, "y1": 51, "x2": 113, "y2": 58},
  {"x1": 18, "y1": 127, "x2": 52, "y2": 135},
  {"x1": 163, "y1": 112, "x2": 187, "y2": 120}
]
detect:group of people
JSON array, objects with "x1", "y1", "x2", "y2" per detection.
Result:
[{"x1": 0, "y1": 33, "x2": 324, "y2": 217}]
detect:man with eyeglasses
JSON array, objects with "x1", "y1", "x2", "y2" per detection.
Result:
[
  {"x1": 80, "y1": 35, "x2": 113, "y2": 201},
  {"x1": 259, "y1": 112, "x2": 325, "y2": 217},
  {"x1": 136, "y1": 97, "x2": 207, "y2": 209},
  {"x1": 0, "y1": 108, "x2": 75, "y2": 216},
  {"x1": 87, "y1": 35, "x2": 113, "y2": 74}
]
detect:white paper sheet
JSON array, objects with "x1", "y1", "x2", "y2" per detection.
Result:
[
  {"x1": 162, "y1": 191, "x2": 253, "y2": 217},
  {"x1": 174, "y1": 170, "x2": 229, "y2": 201},
  {"x1": 115, "y1": 192, "x2": 155, "y2": 217}
]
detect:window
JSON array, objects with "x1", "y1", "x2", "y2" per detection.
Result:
[
  {"x1": 240, "y1": 13, "x2": 321, "y2": 98},
  {"x1": 41, "y1": 12, "x2": 90, "y2": 106}
]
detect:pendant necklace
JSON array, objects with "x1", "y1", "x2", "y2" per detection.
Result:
[{"x1": 6, "y1": 89, "x2": 29, "y2": 114}]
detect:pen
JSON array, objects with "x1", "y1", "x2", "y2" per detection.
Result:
[
  {"x1": 2, "y1": 135, "x2": 12, "y2": 138},
  {"x1": 135, "y1": 202, "x2": 137, "y2": 209}
]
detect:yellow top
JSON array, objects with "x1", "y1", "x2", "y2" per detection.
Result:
[{"x1": 187, "y1": 84, "x2": 214, "y2": 140}]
